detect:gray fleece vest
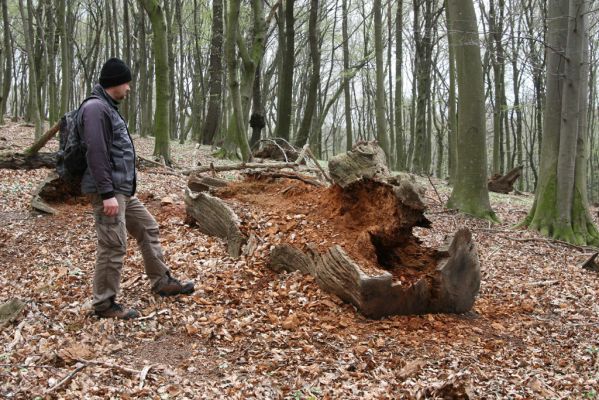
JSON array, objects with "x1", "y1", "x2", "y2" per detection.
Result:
[{"x1": 80, "y1": 85, "x2": 136, "y2": 196}]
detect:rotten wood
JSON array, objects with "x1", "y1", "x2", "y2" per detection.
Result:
[
  {"x1": 183, "y1": 188, "x2": 246, "y2": 257},
  {"x1": 186, "y1": 171, "x2": 480, "y2": 317},
  {"x1": 488, "y1": 165, "x2": 523, "y2": 194},
  {"x1": 0, "y1": 152, "x2": 58, "y2": 170}
]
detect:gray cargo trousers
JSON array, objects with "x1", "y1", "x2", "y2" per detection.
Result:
[{"x1": 90, "y1": 194, "x2": 169, "y2": 311}]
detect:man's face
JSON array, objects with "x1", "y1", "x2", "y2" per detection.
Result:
[{"x1": 107, "y1": 82, "x2": 131, "y2": 101}]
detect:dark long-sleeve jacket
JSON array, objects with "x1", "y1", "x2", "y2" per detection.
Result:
[{"x1": 79, "y1": 84, "x2": 136, "y2": 199}]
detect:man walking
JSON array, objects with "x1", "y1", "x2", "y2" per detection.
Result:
[{"x1": 80, "y1": 58, "x2": 194, "y2": 320}]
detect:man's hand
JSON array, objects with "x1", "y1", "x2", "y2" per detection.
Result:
[{"x1": 103, "y1": 197, "x2": 119, "y2": 216}]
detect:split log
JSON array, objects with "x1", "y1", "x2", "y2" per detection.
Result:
[
  {"x1": 0, "y1": 152, "x2": 58, "y2": 170},
  {"x1": 185, "y1": 174, "x2": 480, "y2": 317},
  {"x1": 183, "y1": 188, "x2": 246, "y2": 257},
  {"x1": 488, "y1": 165, "x2": 523, "y2": 194},
  {"x1": 184, "y1": 142, "x2": 481, "y2": 317}
]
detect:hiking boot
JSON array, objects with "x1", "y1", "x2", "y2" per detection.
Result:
[
  {"x1": 154, "y1": 273, "x2": 195, "y2": 297},
  {"x1": 94, "y1": 302, "x2": 140, "y2": 320}
]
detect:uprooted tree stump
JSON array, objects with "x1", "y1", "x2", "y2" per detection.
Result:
[
  {"x1": 185, "y1": 142, "x2": 481, "y2": 318},
  {"x1": 488, "y1": 165, "x2": 523, "y2": 194}
]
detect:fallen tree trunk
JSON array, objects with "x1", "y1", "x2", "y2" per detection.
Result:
[
  {"x1": 0, "y1": 152, "x2": 58, "y2": 170},
  {"x1": 488, "y1": 165, "x2": 523, "y2": 194},
  {"x1": 185, "y1": 144, "x2": 481, "y2": 317}
]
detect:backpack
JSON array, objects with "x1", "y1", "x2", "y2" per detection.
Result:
[{"x1": 56, "y1": 96, "x2": 99, "y2": 180}]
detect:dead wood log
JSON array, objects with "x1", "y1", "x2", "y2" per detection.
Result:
[
  {"x1": 268, "y1": 229, "x2": 479, "y2": 317},
  {"x1": 0, "y1": 152, "x2": 58, "y2": 170},
  {"x1": 186, "y1": 172, "x2": 480, "y2": 318},
  {"x1": 183, "y1": 188, "x2": 246, "y2": 257},
  {"x1": 328, "y1": 141, "x2": 390, "y2": 187},
  {"x1": 488, "y1": 165, "x2": 523, "y2": 194},
  {"x1": 30, "y1": 171, "x2": 81, "y2": 214},
  {"x1": 187, "y1": 174, "x2": 229, "y2": 192},
  {"x1": 185, "y1": 142, "x2": 480, "y2": 317}
]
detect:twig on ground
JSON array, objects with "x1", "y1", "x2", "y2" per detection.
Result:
[
  {"x1": 305, "y1": 148, "x2": 334, "y2": 185},
  {"x1": 496, "y1": 235, "x2": 598, "y2": 252},
  {"x1": 427, "y1": 175, "x2": 444, "y2": 205},
  {"x1": 139, "y1": 364, "x2": 156, "y2": 389},
  {"x1": 44, "y1": 363, "x2": 87, "y2": 394},
  {"x1": 137, "y1": 155, "x2": 177, "y2": 172}
]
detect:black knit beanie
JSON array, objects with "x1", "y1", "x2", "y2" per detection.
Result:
[{"x1": 99, "y1": 58, "x2": 132, "y2": 88}]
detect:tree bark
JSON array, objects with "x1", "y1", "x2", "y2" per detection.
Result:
[
  {"x1": 446, "y1": 0, "x2": 496, "y2": 221},
  {"x1": 200, "y1": 0, "x2": 224, "y2": 145},
  {"x1": 139, "y1": 0, "x2": 171, "y2": 163},
  {"x1": 0, "y1": 0, "x2": 12, "y2": 122},
  {"x1": 294, "y1": 0, "x2": 320, "y2": 147}
]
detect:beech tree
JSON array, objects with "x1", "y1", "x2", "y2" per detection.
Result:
[
  {"x1": 446, "y1": 0, "x2": 497, "y2": 221},
  {"x1": 521, "y1": 0, "x2": 599, "y2": 245}
]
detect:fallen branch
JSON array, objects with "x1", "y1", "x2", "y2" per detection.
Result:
[
  {"x1": 182, "y1": 161, "x2": 319, "y2": 176},
  {"x1": 139, "y1": 364, "x2": 157, "y2": 389},
  {"x1": 427, "y1": 175, "x2": 444, "y2": 205},
  {"x1": 25, "y1": 120, "x2": 62, "y2": 155},
  {"x1": 306, "y1": 148, "x2": 333, "y2": 185},
  {"x1": 137, "y1": 155, "x2": 177, "y2": 172},
  {"x1": 44, "y1": 363, "x2": 88, "y2": 394},
  {"x1": 244, "y1": 170, "x2": 324, "y2": 186},
  {"x1": 496, "y1": 235, "x2": 598, "y2": 252}
]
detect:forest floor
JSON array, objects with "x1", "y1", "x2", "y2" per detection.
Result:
[{"x1": 0, "y1": 121, "x2": 598, "y2": 399}]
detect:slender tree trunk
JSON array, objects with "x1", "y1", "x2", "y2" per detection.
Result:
[
  {"x1": 201, "y1": 0, "x2": 224, "y2": 145},
  {"x1": 19, "y1": 0, "x2": 43, "y2": 138},
  {"x1": 274, "y1": 0, "x2": 295, "y2": 141},
  {"x1": 0, "y1": 0, "x2": 12, "y2": 122},
  {"x1": 294, "y1": 0, "x2": 320, "y2": 147},
  {"x1": 395, "y1": 0, "x2": 405, "y2": 170},
  {"x1": 373, "y1": 0, "x2": 389, "y2": 159},
  {"x1": 342, "y1": 0, "x2": 352, "y2": 151},
  {"x1": 139, "y1": 0, "x2": 171, "y2": 162},
  {"x1": 446, "y1": 0, "x2": 457, "y2": 183}
]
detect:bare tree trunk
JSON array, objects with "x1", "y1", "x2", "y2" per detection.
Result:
[
  {"x1": 139, "y1": 0, "x2": 171, "y2": 162},
  {"x1": 294, "y1": 0, "x2": 320, "y2": 147},
  {"x1": 18, "y1": 0, "x2": 43, "y2": 138},
  {"x1": 0, "y1": 0, "x2": 12, "y2": 122},
  {"x1": 373, "y1": 0, "x2": 389, "y2": 160},
  {"x1": 446, "y1": 0, "x2": 496, "y2": 221},
  {"x1": 200, "y1": 0, "x2": 223, "y2": 145}
]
